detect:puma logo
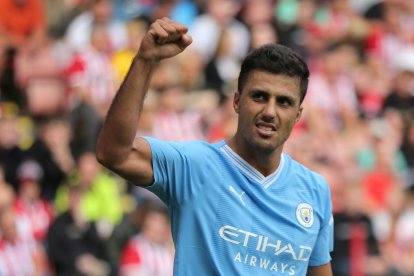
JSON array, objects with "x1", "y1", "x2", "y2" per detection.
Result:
[{"x1": 229, "y1": 185, "x2": 246, "y2": 206}]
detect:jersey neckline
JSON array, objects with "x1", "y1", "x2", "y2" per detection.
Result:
[{"x1": 219, "y1": 143, "x2": 285, "y2": 189}]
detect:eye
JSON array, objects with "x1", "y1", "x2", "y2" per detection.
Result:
[
  {"x1": 277, "y1": 96, "x2": 293, "y2": 106},
  {"x1": 251, "y1": 91, "x2": 268, "y2": 102}
]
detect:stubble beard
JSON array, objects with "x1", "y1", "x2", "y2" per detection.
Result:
[{"x1": 244, "y1": 131, "x2": 283, "y2": 155}]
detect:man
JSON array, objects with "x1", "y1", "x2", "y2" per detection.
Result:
[
  {"x1": 97, "y1": 17, "x2": 333, "y2": 275},
  {"x1": 47, "y1": 184, "x2": 109, "y2": 276}
]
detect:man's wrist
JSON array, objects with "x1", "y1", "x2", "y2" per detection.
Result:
[{"x1": 133, "y1": 53, "x2": 161, "y2": 67}]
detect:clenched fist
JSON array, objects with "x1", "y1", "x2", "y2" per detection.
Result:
[{"x1": 137, "y1": 17, "x2": 193, "y2": 62}]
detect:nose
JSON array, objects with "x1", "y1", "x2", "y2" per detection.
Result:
[{"x1": 261, "y1": 101, "x2": 276, "y2": 121}]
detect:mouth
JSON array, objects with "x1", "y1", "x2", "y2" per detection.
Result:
[{"x1": 256, "y1": 123, "x2": 276, "y2": 137}]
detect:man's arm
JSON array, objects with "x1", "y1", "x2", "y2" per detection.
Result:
[
  {"x1": 96, "y1": 18, "x2": 192, "y2": 186},
  {"x1": 307, "y1": 263, "x2": 333, "y2": 276}
]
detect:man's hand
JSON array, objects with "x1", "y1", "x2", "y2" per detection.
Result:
[{"x1": 137, "y1": 17, "x2": 193, "y2": 62}]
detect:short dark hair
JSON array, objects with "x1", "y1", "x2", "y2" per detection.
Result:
[{"x1": 237, "y1": 44, "x2": 309, "y2": 103}]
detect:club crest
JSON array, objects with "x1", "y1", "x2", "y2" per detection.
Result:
[{"x1": 296, "y1": 203, "x2": 314, "y2": 228}]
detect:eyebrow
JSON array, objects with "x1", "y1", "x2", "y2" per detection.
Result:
[
  {"x1": 276, "y1": 94, "x2": 296, "y2": 103},
  {"x1": 250, "y1": 89, "x2": 298, "y2": 102}
]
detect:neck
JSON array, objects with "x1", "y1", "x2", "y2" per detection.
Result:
[{"x1": 226, "y1": 136, "x2": 282, "y2": 177}]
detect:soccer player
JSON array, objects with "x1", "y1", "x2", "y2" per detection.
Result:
[{"x1": 97, "y1": 17, "x2": 334, "y2": 275}]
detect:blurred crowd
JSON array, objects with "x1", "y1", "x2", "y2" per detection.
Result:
[{"x1": 0, "y1": 0, "x2": 413, "y2": 275}]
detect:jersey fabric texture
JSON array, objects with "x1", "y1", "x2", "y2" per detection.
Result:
[{"x1": 144, "y1": 137, "x2": 334, "y2": 276}]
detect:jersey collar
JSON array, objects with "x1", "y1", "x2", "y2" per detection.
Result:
[{"x1": 220, "y1": 144, "x2": 285, "y2": 189}]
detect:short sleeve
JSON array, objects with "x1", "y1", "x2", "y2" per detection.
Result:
[
  {"x1": 143, "y1": 137, "x2": 196, "y2": 208},
  {"x1": 309, "y1": 182, "x2": 334, "y2": 266}
]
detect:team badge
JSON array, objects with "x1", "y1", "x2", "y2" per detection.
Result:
[{"x1": 296, "y1": 203, "x2": 314, "y2": 228}]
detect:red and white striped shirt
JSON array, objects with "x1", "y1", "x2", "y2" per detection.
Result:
[
  {"x1": 14, "y1": 198, "x2": 54, "y2": 242},
  {"x1": 65, "y1": 46, "x2": 116, "y2": 110},
  {"x1": 120, "y1": 234, "x2": 174, "y2": 276},
  {"x1": 0, "y1": 216, "x2": 38, "y2": 276},
  {"x1": 152, "y1": 111, "x2": 205, "y2": 142}
]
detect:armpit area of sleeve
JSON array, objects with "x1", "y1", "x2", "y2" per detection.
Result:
[
  {"x1": 309, "y1": 256, "x2": 332, "y2": 267},
  {"x1": 141, "y1": 137, "x2": 167, "y2": 193},
  {"x1": 308, "y1": 217, "x2": 333, "y2": 266}
]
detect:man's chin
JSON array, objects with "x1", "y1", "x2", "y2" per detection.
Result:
[{"x1": 251, "y1": 140, "x2": 279, "y2": 154}]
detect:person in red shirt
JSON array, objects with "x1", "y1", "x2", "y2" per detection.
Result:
[
  {"x1": 0, "y1": 0, "x2": 46, "y2": 49},
  {"x1": 0, "y1": 0, "x2": 47, "y2": 106},
  {"x1": 14, "y1": 159, "x2": 54, "y2": 243},
  {"x1": 120, "y1": 200, "x2": 174, "y2": 276},
  {"x1": 0, "y1": 181, "x2": 47, "y2": 275}
]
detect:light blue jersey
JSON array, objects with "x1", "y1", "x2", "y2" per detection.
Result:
[{"x1": 144, "y1": 137, "x2": 333, "y2": 276}]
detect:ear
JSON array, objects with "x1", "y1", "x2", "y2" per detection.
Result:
[
  {"x1": 295, "y1": 106, "x2": 303, "y2": 123},
  {"x1": 233, "y1": 91, "x2": 241, "y2": 113}
]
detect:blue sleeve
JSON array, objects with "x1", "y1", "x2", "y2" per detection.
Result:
[
  {"x1": 309, "y1": 181, "x2": 334, "y2": 266},
  {"x1": 142, "y1": 137, "x2": 195, "y2": 208}
]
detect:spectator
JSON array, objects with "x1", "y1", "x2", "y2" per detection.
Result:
[
  {"x1": 359, "y1": 119, "x2": 406, "y2": 214},
  {"x1": 0, "y1": 0, "x2": 47, "y2": 106},
  {"x1": 55, "y1": 152, "x2": 124, "y2": 237},
  {"x1": 152, "y1": 85, "x2": 205, "y2": 141},
  {"x1": 14, "y1": 159, "x2": 54, "y2": 243},
  {"x1": 14, "y1": 36, "x2": 67, "y2": 117},
  {"x1": 43, "y1": 0, "x2": 95, "y2": 39},
  {"x1": 65, "y1": 23, "x2": 117, "y2": 118},
  {"x1": 364, "y1": 1, "x2": 414, "y2": 68},
  {"x1": 314, "y1": 0, "x2": 368, "y2": 43},
  {"x1": 189, "y1": 0, "x2": 250, "y2": 65},
  {"x1": 249, "y1": 23, "x2": 279, "y2": 51},
  {"x1": 119, "y1": 200, "x2": 173, "y2": 276},
  {"x1": 240, "y1": 0, "x2": 276, "y2": 28},
  {"x1": 206, "y1": 94, "x2": 238, "y2": 143},
  {"x1": 0, "y1": 183, "x2": 47, "y2": 275},
  {"x1": 174, "y1": 46, "x2": 205, "y2": 92},
  {"x1": 355, "y1": 118, "x2": 406, "y2": 175},
  {"x1": 239, "y1": 0, "x2": 279, "y2": 51},
  {"x1": 353, "y1": 56, "x2": 391, "y2": 119},
  {"x1": 47, "y1": 184, "x2": 110, "y2": 276},
  {"x1": 27, "y1": 117, "x2": 75, "y2": 201},
  {"x1": 304, "y1": 42, "x2": 360, "y2": 135},
  {"x1": 382, "y1": 47, "x2": 414, "y2": 125},
  {"x1": 0, "y1": 116, "x2": 26, "y2": 191},
  {"x1": 203, "y1": 29, "x2": 241, "y2": 102},
  {"x1": 111, "y1": 16, "x2": 150, "y2": 86},
  {"x1": 329, "y1": 173, "x2": 387, "y2": 276},
  {"x1": 0, "y1": 0, "x2": 46, "y2": 49},
  {"x1": 275, "y1": 0, "x2": 318, "y2": 58},
  {"x1": 65, "y1": 0, "x2": 127, "y2": 53},
  {"x1": 67, "y1": 96, "x2": 102, "y2": 160}
]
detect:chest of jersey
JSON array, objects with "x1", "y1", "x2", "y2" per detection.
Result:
[
  {"x1": 175, "y1": 153, "x2": 322, "y2": 275},
  {"x1": 146, "y1": 139, "x2": 330, "y2": 275}
]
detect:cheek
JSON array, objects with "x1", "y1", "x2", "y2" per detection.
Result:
[
  {"x1": 280, "y1": 113, "x2": 298, "y2": 130},
  {"x1": 238, "y1": 108, "x2": 255, "y2": 126}
]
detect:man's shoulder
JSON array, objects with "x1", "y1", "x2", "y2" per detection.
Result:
[
  {"x1": 144, "y1": 137, "x2": 224, "y2": 151},
  {"x1": 144, "y1": 137, "x2": 226, "y2": 163},
  {"x1": 284, "y1": 154, "x2": 329, "y2": 187}
]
